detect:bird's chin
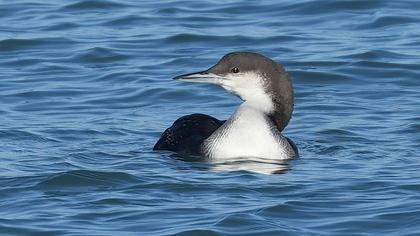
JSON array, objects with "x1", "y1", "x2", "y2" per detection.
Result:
[
  {"x1": 217, "y1": 84, "x2": 242, "y2": 100},
  {"x1": 219, "y1": 84, "x2": 233, "y2": 93}
]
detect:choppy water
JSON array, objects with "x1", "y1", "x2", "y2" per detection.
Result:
[{"x1": 1, "y1": 0, "x2": 420, "y2": 235}]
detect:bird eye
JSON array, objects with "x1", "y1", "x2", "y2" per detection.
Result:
[{"x1": 231, "y1": 67, "x2": 239, "y2": 73}]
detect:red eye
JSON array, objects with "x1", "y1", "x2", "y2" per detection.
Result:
[{"x1": 231, "y1": 67, "x2": 239, "y2": 73}]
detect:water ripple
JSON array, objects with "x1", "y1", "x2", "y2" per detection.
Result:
[
  {"x1": 61, "y1": 0, "x2": 128, "y2": 11},
  {"x1": 37, "y1": 170, "x2": 139, "y2": 189},
  {"x1": 0, "y1": 37, "x2": 76, "y2": 52}
]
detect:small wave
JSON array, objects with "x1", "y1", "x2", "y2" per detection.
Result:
[
  {"x1": 61, "y1": 0, "x2": 127, "y2": 10},
  {"x1": 317, "y1": 129, "x2": 369, "y2": 143},
  {"x1": 37, "y1": 170, "x2": 138, "y2": 189},
  {"x1": 0, "y1": 129, "x2": 58, "y2": 143},
  {"x1": 44, "y1": 22, "x2": 80, "y2": 31},
  {"x1": 317, "y1": 145, "x2": 345, "y2": 155},
  {"x1": 343, "y1": 50, "x2": 416, "y2": 61},
  {"x1": 359, "y1": 15, "x2": 418, "y2": 29},
  {"x1": 257, "y1": 202, "x2": 304, "y2": 220},
  {"x1": 0, "y1": 37, "x2": 75, "y2": 52},
  {"x1": 292, "y1": 70, "x2": 353, "y2": 84},
  {"x1": 283, "y1": 1, "x2": 383, "y2": 14},
  {"x1": 0, "y1": 38, "x2": 47, "y2": 52},
  {"x1": 104, "y1": 15, "x2": 149, "y2": 26},
  {"x1": 1, "y1": 58, "x2": 43, "y2": 67},
  {"x1": 405, "y1": 123, "x2": 420, "y2": 134},
  {"x1": 167, "y1": 229, "x2": 220, "y2": 236},
  {"x1": 164, "y1": 33, "x2": 254, "y2": 44},
  {"x1": 6, "y1": 89, "x2": 88, "y2": 99},
  {"x1": 71, "y1": 47, "x2": 130, "y2": 64},
  {"x1": 156, "y1": 7, "x2": 186, "y2": 15},
  {"x1": 48, "y1": 128, "x2": 106, "y2": 141}
]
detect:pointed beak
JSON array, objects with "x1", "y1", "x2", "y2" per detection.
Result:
[{"x1": 173, "y1": 71, "x2": 224, "y2": 85}]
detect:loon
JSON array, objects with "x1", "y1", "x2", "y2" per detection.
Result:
[{"x1": 153, "y1": 52, "x2": 298, "y2": 160}]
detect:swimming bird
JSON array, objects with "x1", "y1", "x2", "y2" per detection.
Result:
[{"x1": 154, "y1": 52, "x2": 298, "y2": 160}]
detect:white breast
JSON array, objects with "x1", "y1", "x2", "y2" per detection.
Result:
[{"x1": 203, "y1": 103, "x2": 294, "y2": 160}]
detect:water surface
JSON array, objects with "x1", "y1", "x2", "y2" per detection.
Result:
[{"x1": 1, "y1": 0, "x2": 419, "y2": 235}]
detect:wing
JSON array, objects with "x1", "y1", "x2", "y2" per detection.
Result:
[{"x1": 153, "y1": 113, "x2": 224, "y2": 156}]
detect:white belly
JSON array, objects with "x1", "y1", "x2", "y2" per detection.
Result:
[{"x1": 203, "y1": 105, "x2": 293, "y2": 160}]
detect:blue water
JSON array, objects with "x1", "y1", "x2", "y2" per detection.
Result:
[{"x1": 1, "y1": 0, "x2": 420, "y2": 235}]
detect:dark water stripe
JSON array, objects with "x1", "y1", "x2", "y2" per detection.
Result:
[
  {"x1": 0, "y1": 37, "x2": 77, "y2": 52},
  {"x1": 37, "y1": 170, "x2": 139, "y2": 188},
  {"x1": 358, "y1": 15, "x2": 420, "y2": 29},
  {"x1": 60, "y1": 0, "x2": 129, "y2": 11},
  {"x1": 71, "y1": 47, "x2": 131, "y2": 63}
]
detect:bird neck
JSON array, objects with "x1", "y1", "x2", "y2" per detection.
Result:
[{"x1": 268, "y1": 79, "x2": 294, "y2": 132}]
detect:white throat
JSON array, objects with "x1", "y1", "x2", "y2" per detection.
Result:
[{"x1": 219, "y1": 72, "x2": 274, "y2": 114}]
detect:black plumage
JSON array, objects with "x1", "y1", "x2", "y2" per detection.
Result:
[{"x1": 153, "y1": 113, "x2": 224, "y2": 155}]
